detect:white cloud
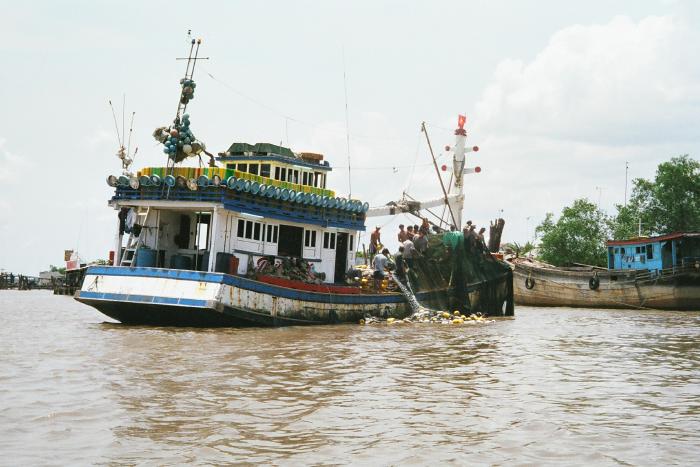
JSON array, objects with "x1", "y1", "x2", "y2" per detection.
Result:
[
  {"x1": 475, "y1": 15, "x2": 700, "y2": 145},
  {"x1": 0, "y1": 138, "x2": 34, "y2": 183},
  {"x1": 465, "y1": 15, "x2": 700, "y2": 245}
]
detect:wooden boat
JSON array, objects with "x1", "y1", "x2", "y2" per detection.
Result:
[
  {"x1": 511, "y1": 233, "x2": 700, "y2": 310},
  {"x1": 74, "y1": 40, "x2": 513, "y2": 326}
]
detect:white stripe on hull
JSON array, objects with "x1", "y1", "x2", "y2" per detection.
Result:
[{"x1": 79, "y1": 272, "x2": 409, "y2": 324}]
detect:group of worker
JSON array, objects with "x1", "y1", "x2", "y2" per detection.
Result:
[
  {"x1": 367, "y1": 217, "x2": 491, "y2": 291},
  {"x1": 463, "y1": 220, "x2": 488, "y2": 253},
  {"x1": 367, "y1": 218, "x2": 434, "y2": 290}
]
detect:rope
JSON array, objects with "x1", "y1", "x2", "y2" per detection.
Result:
[{"x1": 203, "y1": 67, "x2": 407, "y2": 144}]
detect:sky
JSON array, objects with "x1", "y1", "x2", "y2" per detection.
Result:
[{"x1": 1, "y1": 0, "x2": 699, "y2": 274}]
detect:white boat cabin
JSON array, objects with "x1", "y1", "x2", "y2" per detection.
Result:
[{"x1": 110, "y1": 143, "x2": 366, "y2": 283}]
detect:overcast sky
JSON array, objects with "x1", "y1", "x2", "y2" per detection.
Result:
[{"x1": 1, "y1": 0, "x2": 699, "y2": 274}]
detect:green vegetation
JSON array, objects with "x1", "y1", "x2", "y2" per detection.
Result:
[
  {"x1": 611, "y1": 155, "x2": 700, "y2": 238},
  {"x1": 502, "y1": 241, "x2": 535, "y2": 258},
  {"x1": 534, "y1": 155, "x2": 699, "y2": 267},
  {"x1": 49, "y1": 265, "x2": 66, "y2": 275},
  {"x1": 535, "y1": 199, "x2": 609, "y2": 267}
]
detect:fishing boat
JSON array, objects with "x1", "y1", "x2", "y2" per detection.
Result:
[
  {"x1": 74, "y1": 39, "x2": 513, "y2": 326},
  {"x1": 512, "y1": 233, "x2": 700, "y2": 310}
]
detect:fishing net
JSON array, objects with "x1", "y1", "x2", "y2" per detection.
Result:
[{"x1": 407, "y1": 232, "x2": 514, "y2": 316}]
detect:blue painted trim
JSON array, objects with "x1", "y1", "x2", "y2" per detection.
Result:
[
  {"x1": 78, "y1": 290, "x2": 209, "y2": 307},
  {"x1": 218, "y1": 155, "x2": 332, "y2": 171},
  {"x1": 86, "y1": 266, "x2": 406, "y2": 305},
  {"x1": 112, "y1": 187, "x2": 366, "y2": 231}
]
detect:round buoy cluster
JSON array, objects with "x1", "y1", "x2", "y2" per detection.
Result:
[
  {"x1": 106, "y1": 173, "x2": 370, "y2": 213},
  {"x1": 360, "y1": 310, "x2": 494, "y2": 325},
  {"x1": 152, "y1": 113, "x2": 207, "y2": 163},
  {"x1": 180, "y1": 78, "x2": 196, "y2": 105}
]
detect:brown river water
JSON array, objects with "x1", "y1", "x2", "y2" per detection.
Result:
[{"x1": 1, "y1": 290, "x2": 699, "y2": 465}]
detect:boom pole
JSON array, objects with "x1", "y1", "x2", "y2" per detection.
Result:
[{"x1": 422, "y1": 121, "x2": 457, "y2": 228}]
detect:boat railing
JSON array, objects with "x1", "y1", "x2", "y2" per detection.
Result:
[{"x1": 635, "y1": 263, "x2": 700, "y2": 282}]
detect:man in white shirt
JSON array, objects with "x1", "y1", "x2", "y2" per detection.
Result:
[
  {"x1": 372, "y1": 248, "x2": 390, "y2": 290},
  {"x1": 402, "y1": 239, "x2": 416, "y2": 268}
]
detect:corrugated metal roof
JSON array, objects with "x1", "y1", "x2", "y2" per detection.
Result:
[{"x1": 607, "y1": 232, "x2": 700, "y2": 246}]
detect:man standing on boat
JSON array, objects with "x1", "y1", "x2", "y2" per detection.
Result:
[
  {"x1": 406, "y1": 225, "x2": 415, "y2": 240},
  {"x1": 414, "y1": 231, "x2": 428, "y2": 254},
  {"x1": 373, "y1": 248, "x2": 390, "y2": 290},
  {"x1": 397, "y1": 224, "x2": 408, "y2": 243},
  {"x1": 369, "y1": 226, "x2": 381, "y2": 256},
  {"x1": 393, "y1": 246, "x2": 408, "y2": 284},
  {"x1": 403, "y1": 238, "x2": 416, "y2": 269}
]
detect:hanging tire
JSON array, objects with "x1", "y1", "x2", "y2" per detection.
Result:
[
  {"x1": 589, "y1": 275, "x2": 600, "y2": 290},
  {"x1": 525, "y1": 277, "x2": 535, "y2": 289}
]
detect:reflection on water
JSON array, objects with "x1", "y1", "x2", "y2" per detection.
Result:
[{"x1": 1, "y1": 291, "x2": 699, "y2": 464}]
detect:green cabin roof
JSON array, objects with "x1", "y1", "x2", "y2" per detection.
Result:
[{"x1": 226, "y1": 142, "x2": 295, "y2": 158}]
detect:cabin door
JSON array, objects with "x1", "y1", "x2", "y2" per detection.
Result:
[
  {"x1": 334, "y1": 233, "x2": 349, "y2": 282},
  {"x1": 661, "y1": 241, "x2": 673, "y2": 269},
  {"x1": 320, "y1": 232, "x2": 337, "y2": 283}
]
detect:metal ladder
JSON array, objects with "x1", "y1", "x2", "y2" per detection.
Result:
[{"x1": 119, "y1": 207, "x2": 151, "y2": 267}]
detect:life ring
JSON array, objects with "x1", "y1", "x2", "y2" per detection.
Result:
[
  {"x1": 525, "y1": 277, "x2": 535, "y2": 289},
  {"x1": 589, "y1": 274, "x2": 600, "y2": 290}
]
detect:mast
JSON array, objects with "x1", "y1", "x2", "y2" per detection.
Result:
[{"x1": 445, "y1": 115, "x2": 479, "y2": 229}]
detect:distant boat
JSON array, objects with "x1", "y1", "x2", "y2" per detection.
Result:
[{"x1": 512, "y1": 232, "x2": 700, "y2": 310}]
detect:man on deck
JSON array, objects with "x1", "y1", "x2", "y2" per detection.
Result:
[
  {"x1": 402, "y1": 238, "x2": 416, "y2": 269},
  {"x1": 397, "y1": 224, "x2": 408, "y2": 243},
  {"x1": 406, "y1": 225, "x2": 415, "y2": 241},
  {"x1": 414, "y1": 231, "x2": 428, "y2": 254},
  {"x1": 394, "y1": 245, "x2": 407, "y2": 284},
  {"x1": 369, "y1": 226, "x2": 381, "y2": 256},
  {"x1": 372, "y1": 248, "x2": 390, "y2": 290},
  {"x1": 419, "y1": 217, "x2": 430, "y2": 236}
]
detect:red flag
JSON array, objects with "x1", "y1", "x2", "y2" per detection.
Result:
[{"x1": 457, "y1": 114, "x2": 466, "y2": 129}]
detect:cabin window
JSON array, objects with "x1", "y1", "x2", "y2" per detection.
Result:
[
  {"x1": 226, "y1": 163, "x2": 236, "y2": 171},
  {"x1": 274, "y1": 167, "x2": 281, "y2": 180},
  {"x1": 195, "y1": 213, "x2": 210, "y2": 250},
  {"x1": 647, "y1": 247, "x2": 653, "y2": 260},
  {"x1": 304, "y1": 230, "x2": 317, "y2": 248},
  {"x1": 323, "y1": 232, "x2": 336, "y2": 249},
  {"x1": 620, "y1": 247, "x2": 625, "y2": 255},
  {"x1": 349, "y1": 235, "x2": 354, "y2": 251},
  {"x1": 302, "y1": 172, "x2": 308, "y2": 185},
  {"x1": 238, "y1": 163, "x2": 248, "y2": 173},
  {"x1": 261, "y1": 164, "x2": 271, "y2": 178},
  {"x1": 636, "y1": 246, "x2": 641, "y2": 254},
  {"x1": 266, "y1": 225, "x2": 278, "y2": 243},
  {"x1": 237, "y1": 219, "x2": 263, "y2": 242},
  {"x1": 249, "y1": 164, "x2": 259, "y2": 176},
  {"x1": 280, "y1": 167, "x2": 287, "y2": 182},
  {"x1": 314, "y1": 172, "x2": 321, "y2": 187}
]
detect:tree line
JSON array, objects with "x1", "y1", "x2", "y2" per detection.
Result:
[{"x1": 529, "y1": 155, "x2": 699, "y2": 267}]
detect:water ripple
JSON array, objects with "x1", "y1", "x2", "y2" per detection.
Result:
[{"x1": 0, "y1": 292, "x2": 698, "y2": 465}]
